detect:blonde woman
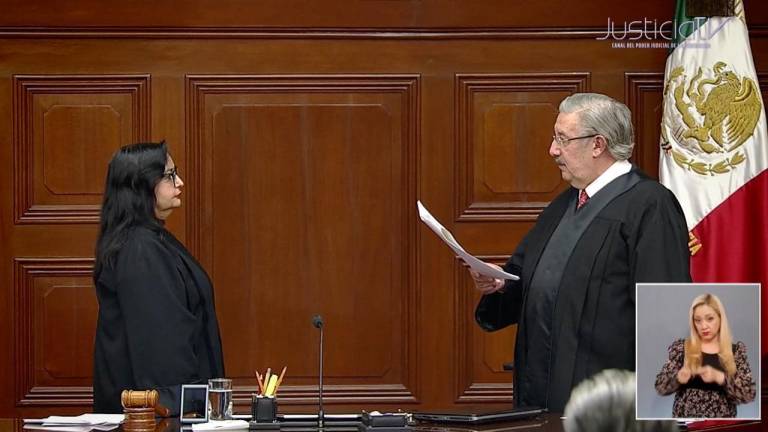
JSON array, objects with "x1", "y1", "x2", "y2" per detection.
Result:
[{"x1": 655, "y1": 293, "x2": 755, "y2": 417}]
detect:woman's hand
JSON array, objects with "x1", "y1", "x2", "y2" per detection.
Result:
[
  {"x1": 698, "y1": 365, "x2": 726, "y2": 385},
  {"x1": 676, "y1": 366, "x2": 692, "y2": 385}
]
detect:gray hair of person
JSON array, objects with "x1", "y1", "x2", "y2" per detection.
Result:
[
  {"x1": 563, "y1": 369, "x2": 677, "y2": 432},
  {"x1": 559, "y1": 93, "x2": 635, "y2": 161}
]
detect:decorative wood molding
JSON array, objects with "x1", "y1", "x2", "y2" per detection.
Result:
[
  {"x1": 13, "y1": 258, "x2": 95, "y2": 406},
  {"x1": 624, "y1": 72, "x2": 664, "y2": 119},
  {"x1": 455, "y1": 73, "x2": 590, "y2": 222},
  {"x1": 0, "y1": 25, "x2": 766, "y2": 40},
  {"x1": 454, "y1": 256, "x2": 514, "y2": 403},
  {"x1": 12, "y1": 75, "x2": 151, "y2": 224},
  {"x1": 624, "y1": 72, "x2": 664, "y2": 176},
  {"x1": 230, "y1": 384, "x2": 417, "y2": 407}
]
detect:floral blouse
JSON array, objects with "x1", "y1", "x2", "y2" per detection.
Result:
[{"x1": 655, "y1": 339, "x2": 756, "y2": 418}]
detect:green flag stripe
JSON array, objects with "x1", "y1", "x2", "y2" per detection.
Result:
[{"x1": 673, "y1": 0, "x2": 708, "y2": 47}]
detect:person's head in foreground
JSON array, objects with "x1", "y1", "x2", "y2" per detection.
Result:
[{"x1": 564, "y1": 369, "x2": 677, "y2": 432}]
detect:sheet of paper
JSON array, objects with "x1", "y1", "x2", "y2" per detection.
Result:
[
  {"x1": 77, "y1": 415, "x2": 124, "y2": 425},
  {"x1": 191, "y1": 420, "x2": 250, "y2": 431},
  {"x1": 24, "y1": 425, "x2": 119, "y2": 432},
  {"x1": 417, "y1": 201, "x2": 519, "y2": 280},
  {"x1": 24, "y1": 425, "x2": 93, "y2": 432},
  {"x1": 36, "y1": 415, "x2": 123, "y2": 426},
  {"x1": 25, "y1": 414, "x2": 124, "y2": 431}
]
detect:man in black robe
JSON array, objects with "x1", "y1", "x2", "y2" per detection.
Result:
[{"x1": 471, "y1": 93, "x2": 691, "y2": 413}]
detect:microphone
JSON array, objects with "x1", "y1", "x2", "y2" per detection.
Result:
[
  {"x1": 312, "y1": 315, "x2": 325, "y2": 428},
  {"x1": 312, "y1": 315, "x2": 324, "y2": 329}
]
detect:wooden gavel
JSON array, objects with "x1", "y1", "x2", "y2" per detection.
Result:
[{"x1": 121, "y1": 390, "x2": 171, "y2": 417}]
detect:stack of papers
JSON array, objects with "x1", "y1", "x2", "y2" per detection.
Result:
[
  {"x1": 24, "y1": 414, "x2": 124, "y2": 432},
  {"x1": 191, "y1": 420, "x2": 250, "y2": 431}
]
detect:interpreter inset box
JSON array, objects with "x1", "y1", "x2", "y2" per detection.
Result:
[{"x1": 635, "y1": 283, "x2": 760, "y2": 420}]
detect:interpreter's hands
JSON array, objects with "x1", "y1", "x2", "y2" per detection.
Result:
[
  {"x1": 676, "y1": 366, "x2": 692, "y2": 385},
  {"x1": 698, "y1": 365, "x2": 726, "y2": 385},
  {"x1": 469, "y1": 263, "x2": 505, "y2": 295}
]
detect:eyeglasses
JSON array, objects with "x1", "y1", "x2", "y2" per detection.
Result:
[
  {"x1": 552, "y1": 134, "x2": 598, "y2": 147},
  {"x1": 162, "y1": 166, "x2": 180, "y2": 187}
]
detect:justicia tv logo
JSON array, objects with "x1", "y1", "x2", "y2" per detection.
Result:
[{"x1": 596, "y1": 17, "x2": 730, "y2": 49}]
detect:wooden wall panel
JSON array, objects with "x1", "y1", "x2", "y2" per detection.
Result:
[
  {"x1": 13, "y1": 259, "x2": 95, "y2": 406},
  {"x1": 187, "y1": 75, "x2": 419, "y2": 405},
  {"x1": 0, "y1": 0, "x2": 732, "y2": 29},
  {"x1": 455, "y1": 257, "x2": 515, "y2": 403},
  {"x1": 456, "y1": 74, "x2": 590, "y2": 221},
  {"x1": 13, "y1": 75, "x2": 150, "y2": 224},
  {"x1": 625, "y1": 73, "x2": 665, "y2": 180}
]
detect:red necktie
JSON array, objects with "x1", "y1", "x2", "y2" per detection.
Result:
[{"x1": 577, "y1": 190, "x2": 589, "y2": 210}]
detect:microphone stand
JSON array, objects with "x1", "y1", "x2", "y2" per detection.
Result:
[{"x1": 313, "y1": 315, "x2": 325, "y2": 429}]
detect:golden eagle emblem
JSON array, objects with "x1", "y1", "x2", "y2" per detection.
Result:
[{"x1": 661, "y1": 61, "x2": 762, "y2": 175}]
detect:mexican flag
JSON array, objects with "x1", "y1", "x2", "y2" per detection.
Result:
[{"x1": 659, "y1": 0, "x2": 767, "y2": 353}]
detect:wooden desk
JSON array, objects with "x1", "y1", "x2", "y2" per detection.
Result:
[{"x1": 1, "y1": 415, "x2": 764, "y2": 432}]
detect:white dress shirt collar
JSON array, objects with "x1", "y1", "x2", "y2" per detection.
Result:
[{"x1": 583, "y1": 159, "x2": 632, "y2": 198}]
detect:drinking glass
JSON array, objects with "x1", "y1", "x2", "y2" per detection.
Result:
[{"x1": 208, "y1": 378, "x2": 233, "y2": 421}]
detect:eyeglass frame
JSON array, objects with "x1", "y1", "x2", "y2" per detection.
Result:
[
  {"x1": 551, "y1": 133, "x2": 599, "y2": 147},
  {"x1": 162, "y1": 166, "x2": 180, "y2": 187}
]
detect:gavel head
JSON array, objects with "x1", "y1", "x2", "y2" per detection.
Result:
[{"x1": 121, "y1": 389, "x2": 159, "y2": 409}]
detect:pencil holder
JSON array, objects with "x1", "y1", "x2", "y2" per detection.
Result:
[{"x1": 251, "y1": 395, "x2": 278, "y2": 423}]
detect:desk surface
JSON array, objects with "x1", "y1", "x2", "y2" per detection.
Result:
[{"x1": 1, "y1": 415, "x2": 763, "y2": 432}]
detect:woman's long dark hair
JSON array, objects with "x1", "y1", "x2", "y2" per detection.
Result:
[{"x1": 94, "y1": 141, "x2": 168, "y2": 280}]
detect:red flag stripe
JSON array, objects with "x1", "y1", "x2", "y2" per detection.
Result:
[{"x1": 689, "y1": 169, "x2": 768, "y2": 354}]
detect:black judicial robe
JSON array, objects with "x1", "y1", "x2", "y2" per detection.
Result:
[
  {"x1": 475, "y1": 168, "x2": 691, "y2": 413},
  {"x1": 93, "y1": 226, "x2": 225, "y2": 414}
]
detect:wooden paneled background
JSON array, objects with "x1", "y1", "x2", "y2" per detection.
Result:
[{"x1": 1, "y1": 0, "x2": 767, "y2": 418}]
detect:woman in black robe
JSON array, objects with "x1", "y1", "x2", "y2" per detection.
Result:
[{"x1": 93, "y1": 141, "x2": 225, "y2": 414}]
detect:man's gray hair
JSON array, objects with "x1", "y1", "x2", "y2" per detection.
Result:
[
  {"x1": 563, "y1": 369, "x2": 677, "y2": 432},
  {"x1": 559, "y1": 93, "x2": 635, "y2": 161}
]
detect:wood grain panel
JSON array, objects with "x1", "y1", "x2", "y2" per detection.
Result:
[
  {"x1": 456, "y1": 73, "x2": 590, "y2": 222},
  {"x1": 13, "y1": 75, "x2": 150, "y2": 224},
  {"x1": 454, "y1": 257, "x2": 515, "y2": 403},
  {"x1": 187, "y1": 75, "x2": 419, "y2": 405},
  {"x1": 13, "y1": 259, "x2": 96, "y2": 406},
  {"x1": 0, "y1": 0, "x2": 728, "y2": 29},
  {"x1": 625, "y1": 73, "x2": 664, "y2": 178}
]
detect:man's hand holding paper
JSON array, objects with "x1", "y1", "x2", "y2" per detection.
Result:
[
  {"x1": 470, "y1": 265, "x2": 506, "y2": 295},
  {"x1": 417, "y1": 201, "x2": 519, "y2": 282}
]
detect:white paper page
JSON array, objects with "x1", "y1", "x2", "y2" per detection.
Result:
[
  {"x1": 78, "y1": 415, "x2": 124, "y2": 425},
  {"x1": 40, "y1": 415, "x2": 123, "y2": 426},
  {"x1": 24, "y1": 425, "x2": 92, "y2": 432},
  {"x1": 191, "y1": 420, "x2": 249, "y2": 431},
  {"x1": 417, "y1": 201, "x2": 519, "y2": 280}
]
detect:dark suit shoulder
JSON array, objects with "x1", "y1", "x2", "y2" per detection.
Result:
[
  {"x1": 630, "y1": 175, "x2": 677, "y2": 201},
  {"x1": 601, "y1": 172, "x2": 685, "y2": 222}
]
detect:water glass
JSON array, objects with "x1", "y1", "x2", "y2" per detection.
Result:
[{"x1": 208, "y1": 378, "x2": 233, "y2": 421}]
